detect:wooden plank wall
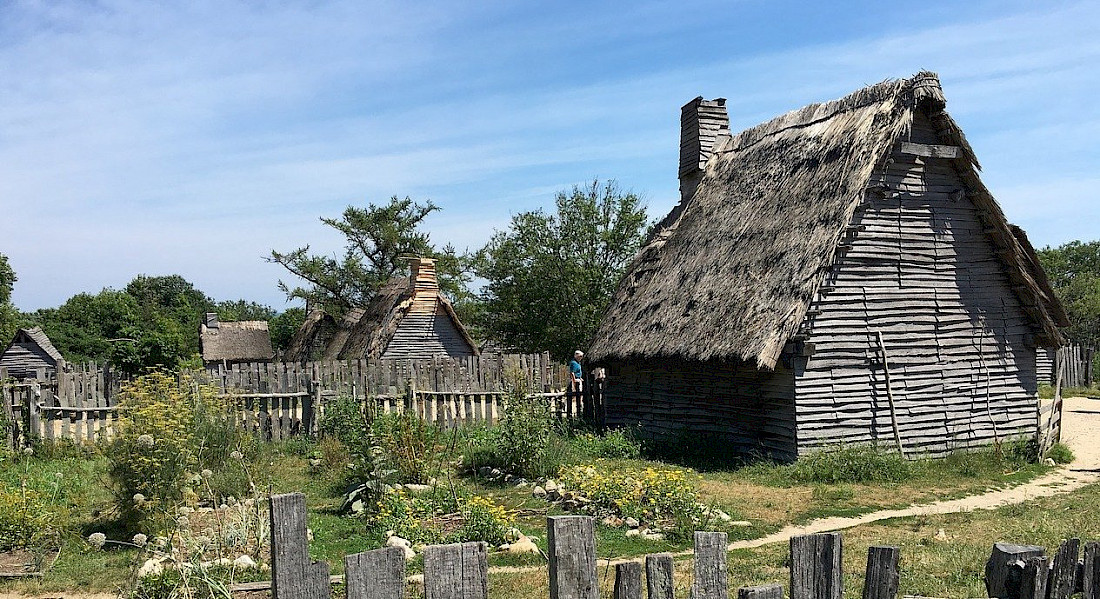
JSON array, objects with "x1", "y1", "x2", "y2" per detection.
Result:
[
  {"x1": 382, "y1": 305, "x2": 476, "y2": 360},
  {"x1": 795, "y1": 113, "x2": 1040, "y2": 457},
  {"x1": 1, "y1": 363, "x2": 117, "y2": 443},
  {"x1": 602, "y1": 357, "x2": 798, "y2": 461},
  {"x1": 0, "y1": 342, "x2": 55, "y2": 380}
]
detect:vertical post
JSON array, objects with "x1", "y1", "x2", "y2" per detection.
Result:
[
  {"x1": 693, "y1": 531, "x2": 728, "y2": 599},
  {"x1": 738, "y1": 586, "x2": 783, "y2": 599},
  {"x1": 1019, "y1": 556, "x2": 1050, "y2": 599},
  {"x1": 548, "y1": 516, "x2": 598, "y2": 599},
  {"x1": 862, "y1": 546, "x2": 900, "y2": 599},
  {"x1": 422, "y1": 541, "x2": 488, "y2": 599},
  {"x1": 345, "y1": 546, "x2": 405, "y2": 599},
  {"x1": 985, "y1": 542, "x2": 1046, "y2": 599},
  {"x1": 1083, "y1": 542, "x2": 1100, "y2": 599},
  {"x1": 646, "y1": 554, "x2": 675, "y2": 599},
  {"x1": 269, "y1": 492, "x2": 331, "y2": 599},
  {"x1": 790, "y1": 533, "x2": 842, "y2": 599},
  {"x1": 1049, "y1": 538, "x2": 1081, "y2": 599},
  {"x1": 614, "y1": 562, "x2": 643, "y2": 599}
]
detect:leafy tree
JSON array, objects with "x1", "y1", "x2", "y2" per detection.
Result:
[
  {"x1": 1038, "y1": 240, "x2": 1100, "y2": 350},
  {"x1": 215, "y1": 299, "x2": 276, "y2": 322},
  {"x1": 268, "y1": 197, "x2": 468, "y2": 316},
  {"x1": 28, "y1": 290, "x2": 142, "y2": 365},
  {"x1": 269, "y1": 307, "x2": 306, "y2": 353},
  {"x1": 0, "y1": 253, "x2": 18, "y2": 343},
  {"x1": 472, "y1": 180, "x2": 649, "y2": 361}
]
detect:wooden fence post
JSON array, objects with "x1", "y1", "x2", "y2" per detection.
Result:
[
  {"x1": 1049, "y1": 538, "x2": 1081, "y2": 599},
  {"x1": 984, "y1": 542, "x2": 1045, "y2": 599},
  {"x1": 547, "y1": 516, "x2": 597, "y2": 599},
  {"x1": 646, "y1": 553, "x2": 675, "y2": 599},
  {"x1": 1019, "y1": 556, "x2": 1050, "y2": 599},
  {"x1": 269, "y1": 492, "x2": 331, "y2": 599},
  {"x1": 693, "y1": 531, "x2": 728, "y2": 599},
  {"x1": 422, "y1": 541, "x2": 488, "y2": 599},
  {"x1": 345, "y1": 546, "x2": 405, "y2": 599},
  {"x1": 738, "y1": 585, "x2": 783, "y2": 599},
  {"x1": 614, "y1": 562, "x2": 643, "y2": 599},
  {"x1": 862, "y1": 546, "x2": 899, "y2": 599},
  {"x1": 1083, "y1": 542, "x2": 1100, "y2": 599},
  {"x1": 790, "y1": 533, "x2": 842, "y2": 599}
]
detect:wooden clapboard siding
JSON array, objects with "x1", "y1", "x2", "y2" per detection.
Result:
[
  {"x1": 603, "y1": 358, "x2": 797, "y2": 461},
  {"x1": 0, "y1": 343, "x2": 55, "y2": 379},
  {"x1": 1037, "y1": 348, "x2": 1055, "y2": 385},
  {"x1": 794, "y1": 113, "x2": 1039, "y2": 456},
  {"x1": 381, "y1": 303, "x2": 477, "y2": 360}
]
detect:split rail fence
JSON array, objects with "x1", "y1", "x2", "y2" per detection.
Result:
[
  {"x1": 264, "y1": 492, "x2": 1100, "y2": 599},
  {"x1": 1, "y1": 354, "x2": 600, "y2": 447}
]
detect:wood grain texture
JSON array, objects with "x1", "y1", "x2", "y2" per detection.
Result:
[
  {"x1": 738, "y1": 585, "x2": 783, "y2": 599},
  {"x1": 548, "y1": 516, "x2": 598, "y2": 599},
  {"x1": 614, "y1": 562, "x2": 643, "y2": 599},
  {"x1": 646, "y1": 553, "x2": 675, "y2": 599},
  {"x1": 345, "y1": 546, "x2": 405, "y2": 599},
  {"x1": 1049, "y1": 538, "x2": 1081, "y2": 599},
  {"x1": 422, "y1": 542, "x2": 488, "y2": 599},
  {"x1": 984, "y1": 542, "x2": 1045, "y2": 599},
  {"x1": 862, "y1": 546, "x2": 900, "y2": 599},
  {"x1": 1083, "y1": 542, "x2": 1100, "y2": 599},
  {"x1": 692, "y1": 531, "x2": 728, "y2": 599},
  {"x1": 269, "y1": 492, "x2": 331, "y2": 599},
  {"x1": 790, "y1": 533, "x2": 842, "y2": 599}
]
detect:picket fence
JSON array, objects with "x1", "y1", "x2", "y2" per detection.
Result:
[
  {"x1": 0, "y1": 354, "x2": 594, "y2": 448},
  {"x1": 259, "y1": 493, "x2": 1100, "y2": 599}
]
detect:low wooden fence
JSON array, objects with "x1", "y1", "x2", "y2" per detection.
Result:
[
  {"x1": 1, "y1": 354, "x2": 600, "y2": 446},
  {"x1": 262, "y1": 493, "x2": 1099, "y2": 599},
  {"x1": 1038, "y1": 345, "x2": 1095, "y2": 388}
]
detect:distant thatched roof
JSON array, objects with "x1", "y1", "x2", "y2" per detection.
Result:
[
  {"x1": 284, "y1": 309, "x2": 337, "y2": 363},
  {"x1": 4, "y1": 327, "x2": 64, "y2": 363},
  {"x1": 200, "y1": 321, "x2": 274, "y2": 363},
  {"x1": 589, "y1": 71, "x2": 1066, "y2": 369}
]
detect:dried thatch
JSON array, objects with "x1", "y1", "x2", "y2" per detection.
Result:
[
  {"x1": 200, "y1": 321, "x2": 274, "y2": 363},
  {"x1": 19, "y1": 327, "x2": 63, "y2": 362},
  {"x1": 589, "y1": 71, "x2": 1066, "y2": 369},
  {"x1": 337, "y1": 277, "x2": 416, "y2": 359},
  {"x1": 284, "y1": 309, "x2": 337, "y2": 363}
]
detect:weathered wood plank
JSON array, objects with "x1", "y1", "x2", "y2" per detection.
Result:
[
  {"x1": 863, "y1": 546, "x2": 900, "y2": 599},
  {"x1": 1019, "y1": 556, "x2": 1049, "y2": 599},
  {"x1": 1049, "y1": 538, "x2": 1081, "y2": 599},
  {"x1": 269, "y1": 492, "x2": 331, "y2": 599},
  {"x1": 738, "y1": 585, "x2": 783, "y2": 599},
  {"x1": 422, "y1": 541, "x2": 488, "y2": 599},
  {"x1": 984, "y1": 542, "x2": 1045, "y2": 599},
  {"x1": 548, "y1": 516, "x2": 597, "y2": 599},
  {"x1": 898, "y1": 142, "x2": 960, "y2": 159},
  {"x1": 693, "y1": 531, "x2": 728, "y2": 599},
  {"x1": 790, "y1": 533, "x2": 842, "y2": 599},
  {"x1": 345, "y1": 546, "x2": 405, "y2": 599},
  {"x1": 614, "y1": 561, "x2": 643, "y2": 599},
  {"x1": 646, "y1": 553, "x2": 675, "y2": 599}
]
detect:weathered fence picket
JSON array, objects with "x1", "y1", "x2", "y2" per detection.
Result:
[
  {"x1": 269, "y1": 493, "x2": 331, "y2": 599},
  {"x1": 738, "y1": 585, "x2": 783, "y2": 599},
  {"x1": 863, "y1": 546, "x2": 900, "y2": 599},
  {"x1": 547, "y1": 516, "x2": 598, "y2": 599},
  {"x1": 613, "y1": 562, "x2": 642, "y2": 599},
  {"x1": 790, "y1": 532, "x2": 842, "y2": 599},
  {"x1": 646, "y1": 553, "x2": 675, "y2": 599},
  {"x1": 344, "y1": 546, "x2": 405, "y2": 599},
  {"x1": 422, "y1": 542, "x2": 488, "y2": 599},
  {"x1": 693, "y1": 531, "x2": 729, "y2": 599}
]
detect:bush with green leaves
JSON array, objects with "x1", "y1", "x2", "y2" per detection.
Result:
[{"x1": 319, "y1": 394, "x2": 369, "y2": 455}]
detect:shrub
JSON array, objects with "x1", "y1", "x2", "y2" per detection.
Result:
[
  {"x1": 365, "y1": 486, "x2": 514, "y2": 546},
  {"x1": 571, "y1": 429, "x2": 641, "y2": 459},
  {"x1": 371, "y1": 411, "x2": 445, "y2": 484},
  {"x1": 558, "y1": 464, "x2": 706, "y2": 525},
  {"x1": 319, "y1": 394, "x2": 369, "y2": 455},
  {"x1": 775, "y1": 445, "x2": 913, "y2": 484},
  {"x1": 1046, "y1": 442, "x2": 1075, "y2": 464},
  {"x1": 0, "y1": 485, "x2": 57, "y2": 550}
]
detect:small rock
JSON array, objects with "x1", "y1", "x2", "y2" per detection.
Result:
[
  {"x1": 506, "y1": 527, "x2": 523, "y2": 542},
  {"x1": 405, "y1": 484, "x2": 432, "y2": 493},
  {"x1": 1044, "y1": 458, "x2": 1057, "y2": 467},
  {"x1": 934, "y1": 528, "x2": 947, "y2": 541},
  {"x1": 509, "y1": 536, "x2": 539, "y2": 555},
  {"x1": 624, "y1": 517, "x2": 640, "y2": 528},
  {"x1": 308, "y1": 458, "x2": 323, "y2": 468},
  {"x1": 642, "y1": 531, "x2": 666, "y2": 542},
  {"x1": 233, "y1": 555, "x2": 258, "y2": 570},
  {"x1": 138, "y1": 558, "x2": 164, "y2": 578},
  {"x1": 602, "y1": 516, "x2": 623, "y2": 528},
  {"x1": 532, "y1": 486, "x2": 547, "y2": 498},
  {"x1": 514, "y1": 478, "x2": 528, "y2": 485},
  {"x1": 544, "y1": 480, "x2": 559, "y2": 493},
  {"x1": 563, "y1": 499, "x2": 578, "y2": 511},
  {"x1": 489, "y1": 468, "x2": 503, "y2": 478},
  {"x1": 625, "y1": 528, "x2": 641, "y2": 538},
  {"x1": 515, "y1": 481, "x2": 530, "y2": 488},
  {"x1": 387, "y1": 536, "x2": 415, "y2": 559},
  {"x1": 730, "y1": 520, "x2": 753, "y2": 527},
  {"x1": 498, "y1": 543, "x2": 510, "y2": 551},
  {"x1": 714, "y1": 509, "x2": 733, "y2": 522},
  {"x1": 504, "y1": 474, "x2": 514, "y2": 482}
]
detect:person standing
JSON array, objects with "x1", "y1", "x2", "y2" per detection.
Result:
[{"x1": 569, "y1": 350, "x2": 584, "y2": 393}]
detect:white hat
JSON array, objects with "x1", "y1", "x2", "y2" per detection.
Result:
[{"x1": 574, "y1": 350, "x2": 584, "y2": 357}]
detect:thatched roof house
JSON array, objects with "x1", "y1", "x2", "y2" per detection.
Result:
[
  {"x1": 589, "y1": 72, "x2": 1067, "y2": 460},
  {"x1": 199, "y1": 314, "x2": 274, "y2": 366},
  {"x1": 286, "y1": 257, "x2": 478, "y2": 362},
  {"x1": 0, "y1": 327, "x2": 65, "y2": 379}
]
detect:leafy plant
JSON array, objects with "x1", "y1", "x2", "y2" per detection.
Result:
[
  {"x1": 1046, "y1": 442, "x2": 1075, "y2": 464},
  {"x1": 319, "y1": 394, "x2": 369, "y2": 456}
]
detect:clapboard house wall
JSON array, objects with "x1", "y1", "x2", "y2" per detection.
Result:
[
  {"x1": 381, "y1": 304, "x2": 478, "y2": 360},
  {"x1": 602, "y1": 358, "x2": 798, "y2": 460},
  {"x1": 793, "y1": 113, "x2": 1039, "y2": 456}
]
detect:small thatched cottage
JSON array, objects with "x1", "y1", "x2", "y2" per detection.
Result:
[
  {"x1": 0, "y1": 327, "x2": 65, "y2": 379},
  {"x1": 199, "y1": 314, "x2": 274, "y2": 367},
  {"x1": 285, "y1": 257, "x2": 478, "y2": 362},
  {"x1": 588, "y1": 72, "x2": 1068, "y2": 460}
]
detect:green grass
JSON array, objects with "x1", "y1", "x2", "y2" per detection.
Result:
[{"x1": 1040, "y1": 382, "x2": 1100, "y2": 398}]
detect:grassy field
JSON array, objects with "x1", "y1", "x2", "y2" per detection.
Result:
[{"x1": 0, "y1": 436, "x2": 1055, "y2": 596}]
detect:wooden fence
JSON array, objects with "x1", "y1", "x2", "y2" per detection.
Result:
[
  {"x1": 263, "y1": 492, "x2": 1100, "y2": 599},
  {"x1": 1, "y1": 354, "x2": 598, "y2": 447},
  {"x1": 1038, "y1": 345, "x2": 1095, "y2": 388}
]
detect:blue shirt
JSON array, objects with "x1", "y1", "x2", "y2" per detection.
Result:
[{"x1": 569, "y1": 359, "x2": 582, "y2": 379}]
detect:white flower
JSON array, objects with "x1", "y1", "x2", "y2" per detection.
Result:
[
  {"x1": 178, "y1": 506, "x2": 193, "y2": 516},
  {"x1": 176, "y1": 516, "x2": 191, "y2": 529},
  {"x1": 87, "y1": 532, "x2": 107, "y2": 548},
  {"x1": 132, "y1": 533, "x2": 148, "y2": 547},
  {"x1": 230, "y1": 451, "x2": 243, "y2": 460},
  {"x1": 153, "y1": 536, "x2": 168, "y2": 548},
  {"x1": 22, "y1": 447, "x2": 33, "y2": 456},
  {"x1": 201, "y1": 469, "x2": 213, "y2": 478},
  {"x1": 54, "y1": 472, "x2": 63, "y2": 479},
  {"x1": 137, "y1": 434, "x2": 155, "y2": 447},
  {"x1": 132, "y1": 493, "x2": 146, "y2": 504}
]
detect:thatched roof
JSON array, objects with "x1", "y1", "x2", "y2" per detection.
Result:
[
  {"x1": 4, "y1": 327, "x2": 64, "y2": 363},
  {"x1": 284, "y1": 309, "x2": 337, "y2": 363},
  {"x1": 589, "y1": 71, "x2": 1066, "y2": 369},
  {"x1": 200, "y1": 321, "x2": 274, "y2": 363}
]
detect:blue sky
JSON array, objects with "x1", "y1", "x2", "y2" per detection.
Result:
[{"x1": 1, "y1": 0, "x2": 1097, "y2": 311}]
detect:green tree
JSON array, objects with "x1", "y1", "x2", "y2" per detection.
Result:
[
  {"x1": 1038, "y1": 240, "x2": 1100, "y2": 350},
  {"x1": 0, "y1": 253, "x2": 18, "y2": 343},
  {"x1": 269, "y1": 307, "x2": 306, "y2": 353},
  {"x1": 268, "y1": 197, "x2": 468, "y2": 316},
  {"x1": 472, "y1": 180, "x2": 649, "y2": 361},
  {"x1": 215, "y1": 299, "x2": 276, "y2": 322}
]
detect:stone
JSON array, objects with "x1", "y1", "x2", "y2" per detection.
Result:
[
  {"x1": 625, "y1": 517, "x2": 640, "y2": 528},
  {"x1": 602, "y1": 516, "x2": 624, "y2": 528},
  {"x1": 544, "y1": 480, "x2": 558, "y2": 493},
  {"x1": 714, "y1": 509, "x2": 733, "y2": 522},
  {"x1": 934, "y1": 528, "x2": 947, "y2": 541},
  {"x1": 489, "y1": 468, "x2": 504, "y2": 478},
  {"x1": 515, "y1": 481, "x2": 530, "y2": 488},
  {"x1": 1044, "y1": 457, "x2": 1057, "y2": 467},
  {"x1": 532, "y1": 486, "x2": 547, "y2": 498},
  {"x1": 625, "y1": 528, "x2": 642, "y2": 538},
  {"x1": 643, "y1": 531, "x2": 666, "y2": 542},
  {"x1": 509, "y1": 536, "x2": 540, "y2": 555},
  {"x1": 730, "y1": 520, "x2": 753, "y2": 527},
  {"x1": 233, "y1": 555, "x2": 257, "y2": 570},
  {"x1": 404, "y1": 484, "x2": 432, "y2": 493},
  {"x1": 387, "y1": 536, "x2": 416, "y2": 560}
]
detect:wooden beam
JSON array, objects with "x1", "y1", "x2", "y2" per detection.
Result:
[{"x1": 899, "y1": 142, "x2": 960, "y2": 159}]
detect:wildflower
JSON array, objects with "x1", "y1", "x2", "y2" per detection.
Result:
[
  {"x1": 87, "y1": 532, "x2": 107, "y2": 548},
  {"x1": 54, "y1": 472, "x2": 63, "y2": 479},
  {"x1": 133, "y1": 493, "x2": 146, "y2": 504},
  {"x1": 132, "y1": 533, "x2": 148, "y2": 547},
  {"x1": 137, "y1": 434, "x2": 155, "y2": 447},
  {"x1": 176, "y1": 515, "x2": 191, "y2": 529},
  {"x1": 230, "y1": 451, "x2": 244, "y2": 460},
  {"x1": 22, "y1": 447, "x2": 33, "y2": 456},
  {"x1": 153, "y1": 536, "x2": 168, "y2": 548},
  {"x1": 201, "y1": 469, "x2": 214, "y2": 478},
  {"x1": 178, "y1": 506, "x2": 194, "y2": 516}
]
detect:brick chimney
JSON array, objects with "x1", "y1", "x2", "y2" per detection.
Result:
[
  {"x1": 679, "y1": 97, "x2": 729, "y2": 203},
  {"x1": 408, "y1": 257, "x2": 439, "y2": 296},
  {"x1": 204, "y1": 313, "x2": 219, "y2": 329}
]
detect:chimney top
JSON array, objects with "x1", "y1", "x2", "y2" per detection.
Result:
[
  {"x1": 679, "y1": 97, "x2": 730, "y2": 203},
  {"x1": 407, "y1": 257, "x2": 439, "y2": 295},
  {"x1": 204, "y1": 313, "x2": 219, "y2": 329}
]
